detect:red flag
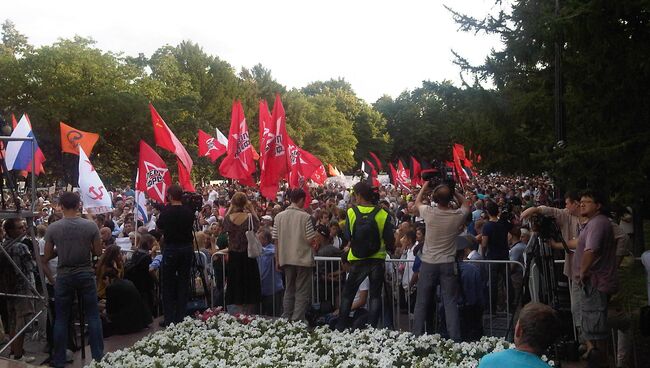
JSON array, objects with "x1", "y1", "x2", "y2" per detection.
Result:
[
  {"x1": 150, "y1": 104, "x2": 194, "y2": 191},
  {"x1": 137, "y1": 140, "x2": 172, "y2": 203},
  {"x1": 300, "y1": 148, "x2": 326, "y2": 184},
  {"x1": 258, "y1": 99, "x2": 272, "y2": 167},
  {"x1": 452, "y1": 144, "x2": 469, "y2": 183},
  {"x1": 363, "y1": 160, "x2": 379, "y2": 186},
  {"x1": 218, "y1": 100, "x2": 255, "y2": 187},
  {"x1": 453, "y1": 143, "x2": 466, "y2": 161},
  {"x1": 11, "y1": 114, "x2": 17, "y2": 129},
  {"x1": 396, "y1": 160, "x2": 411, "y2": 190},
  {"x1": 286, "y1": 140, "x2": 310, "y2": 208},
  {"x1": 368, "y1": 151, "x2": 383, "y2": 171},
  {"x1": 198, "y1": 129, "x2": 226, "y2": 162},
  {"x1": 464, "y1": 157, "x2": 474, "y2": 169},
  {"x1": 389, "y1": 163, "x2": 399, "y2": 188},
  {"x1": 411, "y1": 157, "x2": 422, "y2": 186},
  {"x1": 177, "y1": 158, "x2": 195, "y2": 192},
  {"x1": 311, "y1": 163, "x2": 327, "y2": 185},
  {"x1": 259, "y1": 95, "x2": 290, "y2": 200}
]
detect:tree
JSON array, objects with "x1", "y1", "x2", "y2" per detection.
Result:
[
  {"x1": 283, "y1": 90, "x2": 357, "y2": 170},
  {"x1": 448, "y1": 1, "x2": 650, "y2": 251},
  {"x1": 302, "y1": 79, "x2": 391, "y2": 169},
  {"x1": 1, "y1": 20, "x2": 32, "y2": 56}
]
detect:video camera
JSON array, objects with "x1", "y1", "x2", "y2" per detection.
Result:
[
  {"x1": 421, "y1": 160, "x2": 456, "y2": 195},
  {"x1": 151, "y1": 191, "x2": 203, "y2": 213},
  {"x1": 181, "y1": 191, "x2": 204, "y2": 212},
  {"x1": 529, "y1": 214, "x2": 560, "y2": 241}
]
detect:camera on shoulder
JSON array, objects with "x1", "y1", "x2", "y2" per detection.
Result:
[
  {"x1": 181, "y1": 192, "x2": 204, "y2": 212},
  {"x1": 421, "y1": 160, "x2": 456, "y2": 196}
]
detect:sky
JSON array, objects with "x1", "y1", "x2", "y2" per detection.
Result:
[{"x1": 3, "y1": 0, "x2": 505, "y2": 103}]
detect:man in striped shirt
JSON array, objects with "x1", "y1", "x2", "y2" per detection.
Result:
[{"x1": 273, "y1": 188, "x2": 317, "y2": 322}]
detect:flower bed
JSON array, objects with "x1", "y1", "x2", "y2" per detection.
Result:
[{"x1": 88, "y1": 308, "x2": 549, "y2": 368}]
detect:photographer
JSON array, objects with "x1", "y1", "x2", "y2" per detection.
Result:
[
  {"x1": 521, "y1": 191, "x2": 581, "y2": 327},
  {"x1": 412, "y1": 180, "x2": 470, "y2": 339},
  {"x1": 156, "y1": 184, "x2": 195, "y2": 326}
]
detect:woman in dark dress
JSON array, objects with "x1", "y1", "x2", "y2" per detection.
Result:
[{"x1": 224, "y1": 192, "x2": 261, "y2": 314}]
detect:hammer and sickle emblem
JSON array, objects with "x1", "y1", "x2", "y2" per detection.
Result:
[
  {"x1": 89, "y1": 186, "x2": 105, "y2": 200},
  {"x1": 67, "y1": 130, "x2": 83, "y2": 148}
]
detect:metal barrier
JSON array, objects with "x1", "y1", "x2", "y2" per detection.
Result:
[
  {"x1": 209, "y1": 253, "x2": 526, "y2": 337},
  {"x1": 210, "y1": 251, "x2": 282, "y2": 317}
]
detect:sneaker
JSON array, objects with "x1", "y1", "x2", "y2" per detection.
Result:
[{"x1": 13, "y1": 354, "x2": 37, "y2": 363}]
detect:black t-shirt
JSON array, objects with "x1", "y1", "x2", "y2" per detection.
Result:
[
  {"x1": 482, "y1": 220, "x2": 509, "y2": 260},
  {"x1": 156, "y1": 204, "x2": 195, "y2": 245},
  {"x1": 106, "y1": 279, "x2": 152, "y2": 333}
]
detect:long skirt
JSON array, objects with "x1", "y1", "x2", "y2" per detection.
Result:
[{"x1": 225, "y1": 251, "x2": 261, "y2": 306}]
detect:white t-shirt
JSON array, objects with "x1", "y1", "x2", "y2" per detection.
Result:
[
  {"x1": 208, "y1": 190, "x2": 219, "y2": 203},
  {"x1": 350, "y1": 276, "x2": 369, "y2": 316},
  {"x1": 332, "y1": 236, "x2": 343, "y2": 249},
  {"x1": 38, "y1": 237, "x2": 58, "y2": 284},
  {"x1": 401, "y1": 247, "x2": 416, "y2": 290}
]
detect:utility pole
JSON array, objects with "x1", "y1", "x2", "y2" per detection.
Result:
[{"x1": 554, "y1": 0, "x2": 566, "y2": 149}]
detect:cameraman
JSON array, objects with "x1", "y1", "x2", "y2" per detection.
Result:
[
  {"x1": 156, "y1": 184, "x2": 195, "y2": 326},
  {"x1": 412, "y1": 181, "x2": 470, "y2": 339},
  {"x1": 521, "y1": 191, "x2": 581, "y2": 328}
]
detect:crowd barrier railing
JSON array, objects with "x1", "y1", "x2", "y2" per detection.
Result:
[{"x1": 208, "y1": 253, "x2": 525, "y2": 336}]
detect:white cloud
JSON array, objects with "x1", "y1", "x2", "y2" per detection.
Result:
[{"x1": 3, "y1": 0, "x2": 504, "y2": 102}]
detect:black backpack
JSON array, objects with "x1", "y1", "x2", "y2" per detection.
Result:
[{"x1": 350, "y1": 206, "x2": 382, "y2": 258}]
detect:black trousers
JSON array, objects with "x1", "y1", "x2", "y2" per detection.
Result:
[{"x1": 161, "y1": 245, "x2": 193, "y2": 325}]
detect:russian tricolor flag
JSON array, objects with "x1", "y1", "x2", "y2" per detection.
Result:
[{"x1": 5, "y1": 114, "x2": 45, "y2": 175}]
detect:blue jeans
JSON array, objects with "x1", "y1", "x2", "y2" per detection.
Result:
[
  {"x1": 53, "y1": 272, "x2": 103, "y2": 367},
  {"x1": 335, "y1": 259, "x2": 384, "y2": 331},
  {"x1": 412, "y1": 261, "x2": 461, "y2": 340},
  {"x1": 162, "y1": 245, "x2": 193, "y2": 325}
]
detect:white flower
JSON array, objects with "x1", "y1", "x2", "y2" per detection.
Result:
[{"x1": 85, "y1": 313, "x2": 539, "y2": 368}]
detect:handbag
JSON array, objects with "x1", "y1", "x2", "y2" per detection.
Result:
[{"x1": 246, "y1": 214, "x2": 262, "y2": 258}]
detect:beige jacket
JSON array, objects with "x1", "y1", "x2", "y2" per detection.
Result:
[{"x1": 272, "y1": 205, "x2": 316, "y2": 267}]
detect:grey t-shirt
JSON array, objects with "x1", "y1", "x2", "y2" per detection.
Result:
[
  {"x1": 418, "y1": 205, "x2": 469, "y2": 264},
  {"x1": 44, "y1": 217, "x2": 100, "y2": 277}
]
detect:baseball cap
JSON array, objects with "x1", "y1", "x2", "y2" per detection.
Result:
[
  {"x1": 261, "y1": 215, "x2": 272, "y2": 221},
  {"x1": 310, "y1": 199, "x2": 319, "y2": 205}
]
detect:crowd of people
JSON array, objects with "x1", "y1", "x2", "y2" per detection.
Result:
[{"x1": 0, "y1": 173, "x2": 643, "y2": 367}]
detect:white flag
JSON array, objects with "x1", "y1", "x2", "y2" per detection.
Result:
[
  {"x1": 78, "y1": 147, "x2": 112, "y2": 214},
  {"x1": 134, "y1": 170, "x2": 149, "y2": 223},
  {"x1": 215, "y1": 127, "x2": 229, "y2": 148}
]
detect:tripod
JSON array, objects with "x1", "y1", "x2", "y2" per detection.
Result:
[
  {"x1": 187, "y1": 217, "x2": 210, "y2": 312},
  {"x1": 505, "y1": 232, "x2": 567, "y2": 340}
]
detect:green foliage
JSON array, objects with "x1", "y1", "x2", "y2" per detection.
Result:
[
  {"x1": 302, "y1": 79, "x2": 390, "y2": 169},
  {"x1": 447, "y1": 0, "x2": 650, "y2": 205},
  {"x1": 0, "y1": 24, "x2": 372, "y2": 184}
]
